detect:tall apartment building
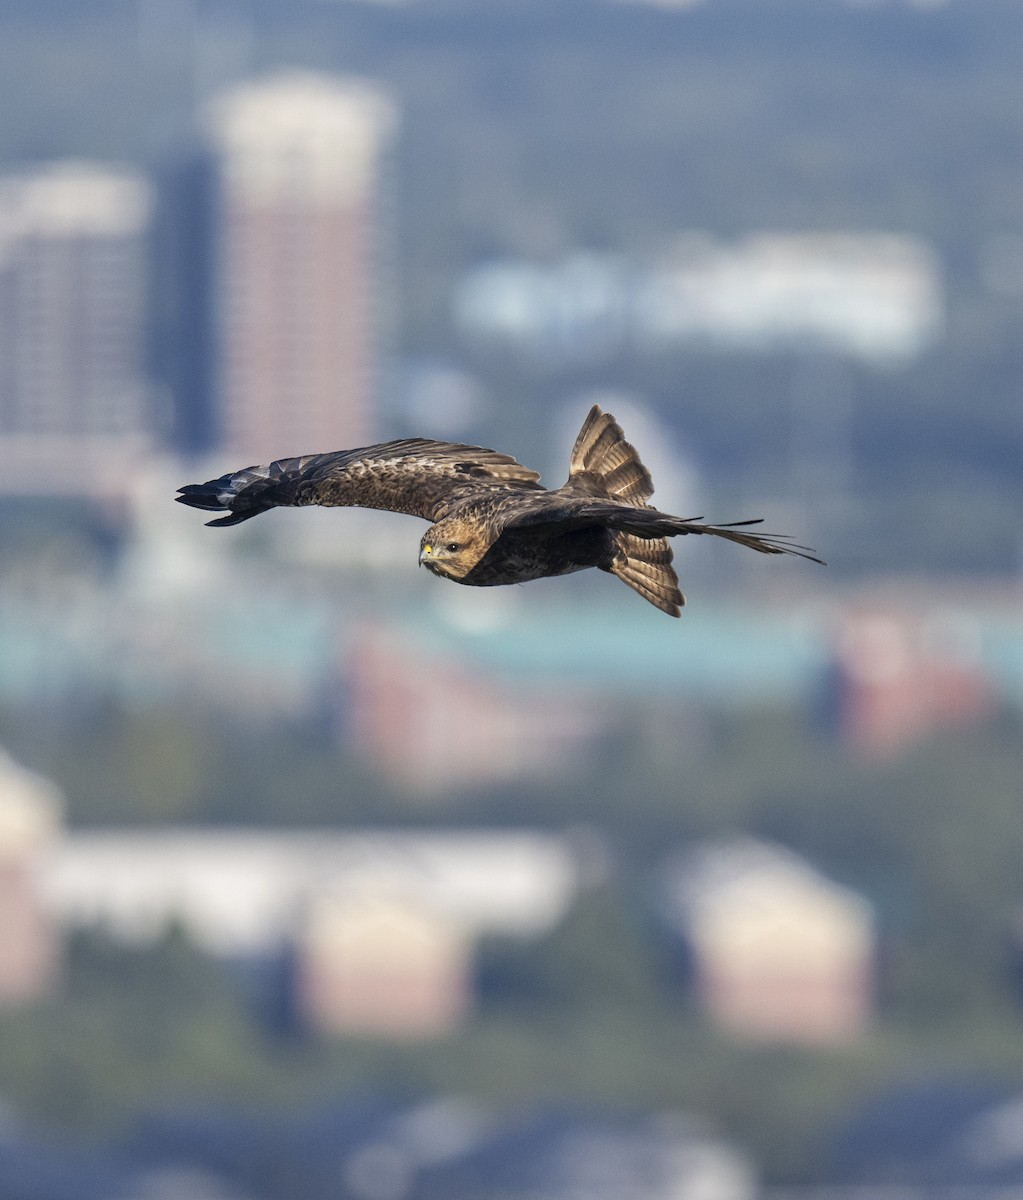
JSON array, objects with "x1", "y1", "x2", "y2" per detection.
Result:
[
  {"x1": 206, "y1": 72, "x2": 398, "y2": 466},
  {"x1": 0, "y1": 161, "x2": 153, "y2": 494}
]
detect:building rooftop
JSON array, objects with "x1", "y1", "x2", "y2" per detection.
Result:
[
  {"x1": 207, "y1": 70, "x2": 399, "y2": 204},
  {"x1": 43, "y1": 827, "x2": 582, "y2": 954},
  {"x1": 0, "y1": 160, "x2": 151, "y2": 240}
]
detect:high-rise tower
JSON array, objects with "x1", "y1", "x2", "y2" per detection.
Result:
[
  {"x1": 207, "y1": 72, "x2": 398, "y2": 465},
  {"x1": 0, "y1": 162, "x2": 152, "y2": 495}
]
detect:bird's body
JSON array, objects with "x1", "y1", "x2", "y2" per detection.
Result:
[
  {"x1": 441, "y1": 516, "x2": 615, "y2": 588},
  {"x1": 177, "y1": 406, "x2": 822, "y2": 616}
]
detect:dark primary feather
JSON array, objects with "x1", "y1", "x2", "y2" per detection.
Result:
[{"x1": 175, "y1": 438, "x2": 543, "y2": 527}]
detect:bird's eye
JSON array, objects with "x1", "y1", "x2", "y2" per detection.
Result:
[{"x1": 445, "y1": 542, "x2": 460, "y2": 553}]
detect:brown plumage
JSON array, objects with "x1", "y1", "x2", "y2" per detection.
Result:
[{"x1": 176, "y1": 406, "x2": 823, "y2": 616}]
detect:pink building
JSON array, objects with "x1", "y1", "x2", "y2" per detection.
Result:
[
  {"x1": 295, "y1": 889, "x2": 472, "y2": 1039},
  {"x1": 835, "y1": 610, "x2": 995, "y2": 759},
  {"x1": 344, "y1": 623, "x2": 605, "y2": 795},
  {"x1": 0, "y1": 749, "x2": 62, "y2": 1004},
  {"x1": 666, "y1": 840, "x2": 874, "y2": 1044},
  {"x1": 207, "y1": 72, "x2": 398, "y2": 465}
]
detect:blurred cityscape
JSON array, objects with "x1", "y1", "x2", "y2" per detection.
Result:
[{"x1": 1, "y1": 0, "x2": 1023, "y2": 1196}]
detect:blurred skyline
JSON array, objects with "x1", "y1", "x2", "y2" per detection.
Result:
[
  {"x1": 2, "y1": 1, "x2": 1023, "y2": 1195},
  {"x1": 2, "y1": 0, "x2": 1022, "y2": 572}
]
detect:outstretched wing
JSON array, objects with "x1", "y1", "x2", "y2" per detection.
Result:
[
  {"x1": 497, "y1": 493, "x2": 826, "y2": 564},
  {"x1": 176, "y1": 438, "x2": 544, "y2": 527}
]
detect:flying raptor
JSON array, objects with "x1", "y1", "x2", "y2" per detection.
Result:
[{"x1": 176, "y1": 406, "x2": 823, "y2": 616}]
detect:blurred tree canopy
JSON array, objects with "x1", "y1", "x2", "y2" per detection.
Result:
[{"x1": 2, "y1": 696, "x2": 1023, "y2": 1184}]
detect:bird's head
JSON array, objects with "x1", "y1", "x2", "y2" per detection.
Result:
[{"x1": 419, "y1": 517, "x2": 487, "y2": 580}]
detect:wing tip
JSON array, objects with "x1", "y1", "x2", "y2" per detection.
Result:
[
  {"x1": 176, "y1": 481, "x2": 254, "y2": 526},
  {"x1": 175, "y1": 488, "x2": 224, "y2": 514}
]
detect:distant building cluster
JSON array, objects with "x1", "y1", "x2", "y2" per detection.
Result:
[
  {"x1": 0, "y1": 745, "x2": 877, "y2": 1048},
  {"x1": 349, "y1": 595, "x2": 1019, "y2": 784},
  {"x1": 46, "y1": 824, "x2": 580, "y2": 1039},
  {"x1": 0, "y1": 69, "x2": 397, "y2": 496},
  {"x1": 2, "y1": 497, "x2": 1022, "y2": 786},
  {"x1": 454, "y1": 236, "x2": 942, "y2": 366},
  {"x1": 0, "y1": 64, "x2": 947, "y2": 501}
]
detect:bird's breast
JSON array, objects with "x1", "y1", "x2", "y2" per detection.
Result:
[{"x1": 459, "y1": 526, "x2": 612, "y2": 587}]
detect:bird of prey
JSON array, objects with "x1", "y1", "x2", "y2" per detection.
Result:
[{"x1": 176, "y1": 405, "x2": 822, "y2": 617}]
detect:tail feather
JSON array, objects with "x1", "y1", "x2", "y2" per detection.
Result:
[
  {"x1": 672, "y1": 518, "x2": 826, "y2": 563},
  {"x1": 569, "y1": 406, "x2": 654, "y2": 503},
  {"x1": 570, "y1": 405, "x2": 682, "y2": 615},
  {"x1": 602, "y1": 511, "x2": 826, "y2": 564},
  {"x1": 609, "y1": 533, "x2": 685, "y2": 617}
]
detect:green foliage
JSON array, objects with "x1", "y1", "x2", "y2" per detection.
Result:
[
  {"x1": 0, "y1": 925, "x2": 267, "y2": 1131},
  {"x1": 5, "y1": 696, "x2": 1023, "y2": 1033},
  {"x1": 2, "y1": 696, "x2": 1023, "y2": 1180},
  {"x1": 477, "y1": 884, "x2": 669, "y2": 1021}
]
